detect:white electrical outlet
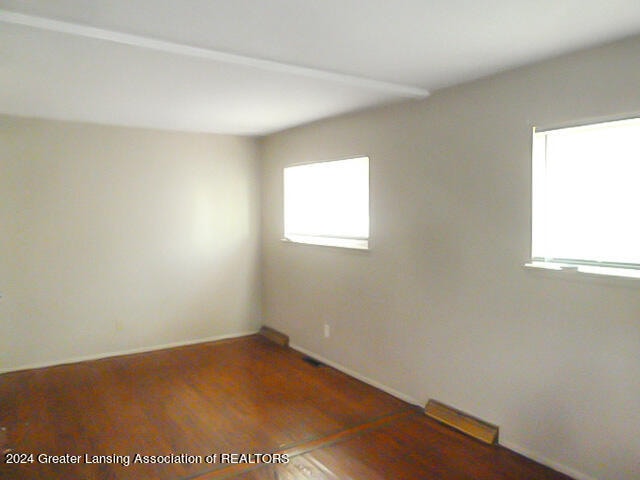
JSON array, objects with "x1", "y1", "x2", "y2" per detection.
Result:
[{"x1": 324, "y1": 324, "x2": 330, "y2": 338}]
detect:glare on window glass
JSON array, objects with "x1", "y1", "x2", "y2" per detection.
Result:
[
  {"x1": 284, "y1": 157, "x2": 369, "y2": 242},
  {"x1": 532, "y1": 119, "x2": 640, "y2": 266}
]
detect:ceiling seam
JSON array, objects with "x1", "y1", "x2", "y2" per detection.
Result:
[{"x1": 0, "y1": 9, "x2": 430, "y2": 99}]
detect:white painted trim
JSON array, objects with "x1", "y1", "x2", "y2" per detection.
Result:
[
  {"x1": 290, "y1": 343, "x2": 421, "y2": 406},
  {"x1": 524, "y1": 262, "x2": 640, "y2": 281},
  {"x1": 0, "y1": 331, "x2": 258, "y2": 374},
  {"x1": 501, "y1": 439, "x2": 597, "y2": 480},
  {"x1": 0, "y1": 10, "x2": 430, "y2": 99},
  {"x1": 291, "y1": 343, "x2": 597, "y2": 480},
  {"x1": 1, "y1": 333, "x2": 597, "y2": 480}
]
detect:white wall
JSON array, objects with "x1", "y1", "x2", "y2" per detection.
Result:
[
  {"x1": 260, "y1": 36, "x2": 640, "y2": 480},
  {"x1": 0, "y1": 116, "x2": 261, "y2": 371}
]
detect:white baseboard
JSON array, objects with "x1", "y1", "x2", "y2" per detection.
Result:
[
  {"x1": 1, "y1": 333, "x2": 597, "y2": 480},
  {"x1": 290, "y1": 343, "x2": 421, "y2": 406},
  {"x1": 291, "y1": 343, "x2": 596, "y2": 480},
  {"x1": 0, "y1": 330, "x2": 259, "y2": 374},
  {"x1": 500, "y1": 439, "x2": 596, "y2": 480}
]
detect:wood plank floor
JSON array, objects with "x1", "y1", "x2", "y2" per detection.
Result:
[{"x1": 0, "y1": 335, "x2": 574, "y2": 480}]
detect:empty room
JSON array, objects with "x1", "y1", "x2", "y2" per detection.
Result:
[{"x1": 1, "y1": 2, "x2": 639, "y2": 479}]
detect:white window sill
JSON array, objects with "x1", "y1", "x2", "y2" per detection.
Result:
[
  {"x1": 524, "y1": 261, "x2": 640, "y2": 282},
  {"x1": 282, "y1": 235, "x2": 369, "y2": 251}
]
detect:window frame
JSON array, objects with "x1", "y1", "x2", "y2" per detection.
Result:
[
  {"x1": 282, "y1": 156, "x2": 370, "y2": 251},
  {"x1": 527, "y1": 117, "x2": 640, "y2": 280}
]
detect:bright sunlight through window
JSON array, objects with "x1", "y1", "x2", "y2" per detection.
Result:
[
  {"x1": 284, "y1": 157, "x2": 369, "y2": 250},
  {"x1": 530, "y1": 117, "x2": 640, "y2": 278}
]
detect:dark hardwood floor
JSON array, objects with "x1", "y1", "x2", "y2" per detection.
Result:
[{"x1": 0, "y1": 335, "x2": 573, "y2": 479}]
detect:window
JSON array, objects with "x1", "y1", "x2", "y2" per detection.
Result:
[
  {"x1": 530, "y1": 117, "x2": 640, "y2": 278},
  {"x1": 283, "y1": 156, "x2": 369, "y2": 250}
]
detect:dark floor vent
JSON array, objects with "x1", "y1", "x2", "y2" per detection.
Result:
[{"x1": 302, "y1": 356, "x2": 324, "y2": 367}]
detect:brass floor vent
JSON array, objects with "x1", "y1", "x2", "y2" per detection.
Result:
[
  {"x1": 258, "y1": 326, "x2": 289, "y2": 347},
  {"x1": 425, "y1": 399, "x2": 499, "y2": 445}
]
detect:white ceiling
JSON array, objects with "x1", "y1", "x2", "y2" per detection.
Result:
[{"x1": 2, "y1": 1, "x2": 640, "y2": 135}]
